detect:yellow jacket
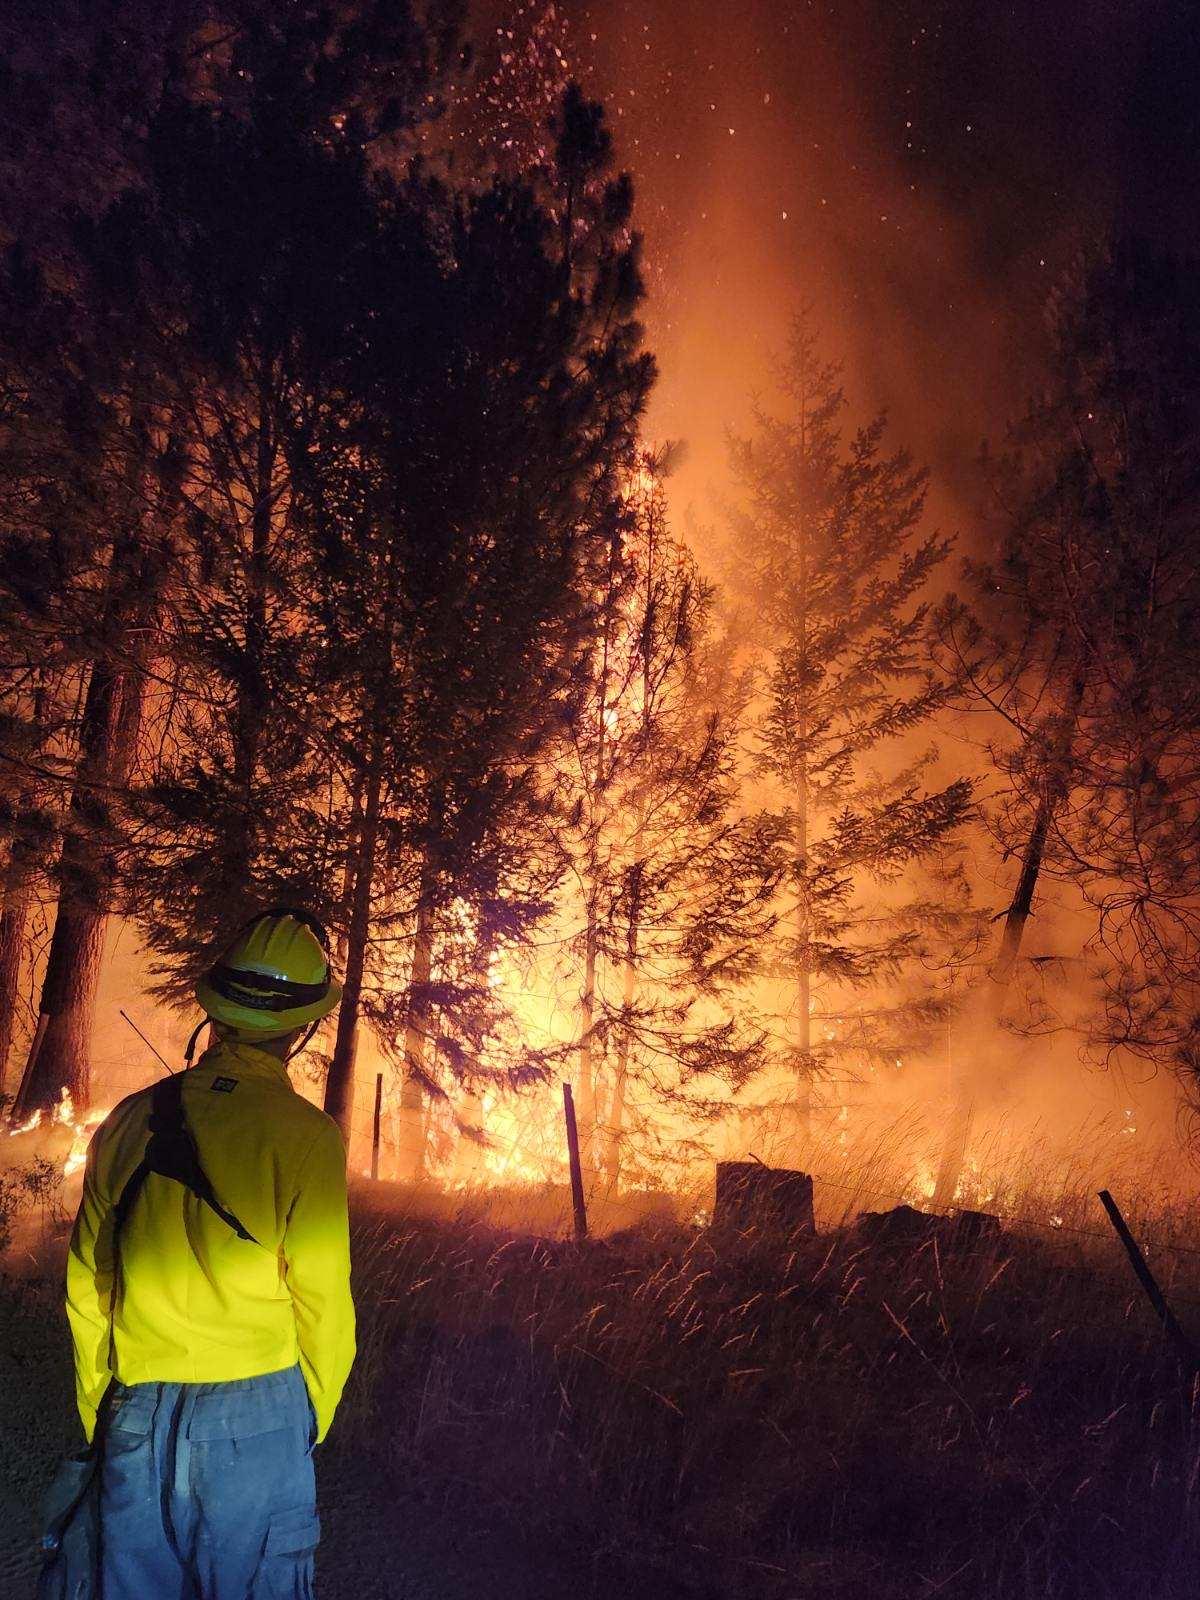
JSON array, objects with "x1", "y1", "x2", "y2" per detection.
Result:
[{"x1": 66, "y1": 1038, "x2": 355, "y2": 1445}]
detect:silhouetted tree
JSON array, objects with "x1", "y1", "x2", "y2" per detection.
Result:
[
  {"x1": 0, "y1": 2, "x2": 468, "y2": 1113},
  {"x1": 102, "y1": 4, "x2": 466, "y2": 1009},
  {"x1": 935, "y1": 234, "x2": 1200, "y2": 1170},
  {"x1": 294, "y1": 82, "x2": 655, "y2": 1154},
  {"x1": 0, "y1": 228, "x2": 175, "y2": 1115}
]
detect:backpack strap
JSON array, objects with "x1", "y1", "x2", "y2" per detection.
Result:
[{"x1": 112, "y1": 1073, "x2": 260, "y2": 1247}]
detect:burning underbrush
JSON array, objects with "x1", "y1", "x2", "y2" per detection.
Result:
[{"x1": 0, "y1": 1089, "x2": 98, "y2": 1264}]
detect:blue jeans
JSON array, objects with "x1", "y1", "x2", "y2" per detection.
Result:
[{"x1": 98, "y1": 1363, "x2": 319, "y2": 1599}]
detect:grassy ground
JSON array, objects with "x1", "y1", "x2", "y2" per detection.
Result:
[{"x1": 4, "y1": 1179, "x2": 1200, "y2": 1598}]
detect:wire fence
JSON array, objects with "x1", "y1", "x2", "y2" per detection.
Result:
[
  {"x1": 343, "y1": 1086, "x2": 1200, "y2": 1269},
  {"x1": 801, "y1": 1166, "x2": 1199, "y2": 1256},
  {"x1": 19, "y1": 1042, "x2": 1200, "y2": 1319}
]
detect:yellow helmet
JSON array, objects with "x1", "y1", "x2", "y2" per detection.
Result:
[{"x1": 194, "y1": 908, "x2": 343, "y2": 1036}]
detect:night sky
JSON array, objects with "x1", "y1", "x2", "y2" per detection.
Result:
[{"x1": 474, "y1": 1, "x2": 1200, "y2": 528}]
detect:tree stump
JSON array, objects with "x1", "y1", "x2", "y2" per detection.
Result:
[
  {"x1": 713, "y1": 1161, "x2": 815, "y2": 1236},
  {"x1": 947, "y1": 1208, "x2": 1002, "y2": 1249}
]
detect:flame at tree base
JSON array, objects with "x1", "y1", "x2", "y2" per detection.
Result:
[{"x1": 7, "y1": 1086, "x2": 110, "y2": 1180}]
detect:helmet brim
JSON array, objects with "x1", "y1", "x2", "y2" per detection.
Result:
[{"x1": 193, "y1": 975, "x2": 343, "y2": 1035}]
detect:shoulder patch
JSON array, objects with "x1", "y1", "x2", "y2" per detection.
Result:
[{"x1": 210, "y1": 1076, "x2": 238, "y2": 1093}]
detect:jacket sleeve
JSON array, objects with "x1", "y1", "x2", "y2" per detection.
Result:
[
  {"x1": 283, "y1": 1119, "x2": 356, "y2": 1443},
  {"x1": 64, "y1": 1126, "x2": 117, "y2": 1445}
]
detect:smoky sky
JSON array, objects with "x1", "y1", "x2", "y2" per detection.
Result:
[{"x1": 542, "y1": 0, "x2": 1200, "y2": 526}]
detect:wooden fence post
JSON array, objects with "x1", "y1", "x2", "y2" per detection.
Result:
[
  {"x1": 562, "y1": 1082, "x2": 588, "y2": 1241},
  {"x1": 371, "y1": 1071, "x2": 383, "y2": 1181},
  {"x1": 1099, "y1": 1189, "x2": 1199, "y2": 1378}
]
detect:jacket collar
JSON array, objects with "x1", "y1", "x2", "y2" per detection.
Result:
[{"x1": 193, "y1": 1036, "x2": 294, "y2": 1087}]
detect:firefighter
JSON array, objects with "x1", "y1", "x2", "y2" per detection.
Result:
[{"x1": 65, "y1": 908, "x2": 356, "y2": 1600}]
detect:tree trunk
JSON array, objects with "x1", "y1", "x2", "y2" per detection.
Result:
[
  {"x1": 0, "y1": 681, "x2": 48, "y2": 1103},
  {"x1": 230, "y1": 390, "x2": 276, "y2": 891},
  {"x1": 932, "y1": 679, "x2": 1084, "y2": 1209},
  {"x1": 323, "y1": 484, "x2": 406, "y2": 1154},
  {"x1": 323, "y1": 750, "x2": 383, "y2": 1148},
  {"x1": 456, "y1": 1081, "x2": 487, "y2": 1183},
  {"x1": 396, "y1": 886, "x2": 435, "y2": 1184},
  {"x1": 987, "y1": 795, "x2": 1053, "y2": 997},
  {"x1": 0, "y1": 829, "x2": 40, "y2": 1103},
  {"x1": 600, "y1": 940, "x2": 636, "y2": 1197},
  {"x1": 575, "y1": 912, "x2": 601, "y2": 1192},
  {"x1": 574, "y1": 525, "x2": 623, "y2": 1194},
  {"x1": 601, "y1": 799, "x2": 647, "y2": 1198},
  {"x1": 314, "y1": 772, "x2": 365, "y2": 1085},
  {"x1": 792, "y1": 394, "x2": 813, "y2": 1157},
  {"x1": 792, "y1": 760, "x2": 812, "y2": 1157},
  {"x1": 15, "y1": 632, "x2": 148, "y2": 1116}
]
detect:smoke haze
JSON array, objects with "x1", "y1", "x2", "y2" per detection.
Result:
[
  {"x1": 552, "y1": 0, "x2": 1200, "y2": 1177},
  {"x1": 563, "y1": 0, "x2": 1200, "y2": 527}
]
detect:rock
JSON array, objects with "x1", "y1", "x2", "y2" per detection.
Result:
[{"x1": 854, "y1": 1203, "x2": 1002, "y2": 1252}]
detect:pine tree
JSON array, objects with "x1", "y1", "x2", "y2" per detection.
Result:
[
  {"x1": 0, "y1": 225, "x2": 177, "y2": 1114},
  {"x1": 552, "y1": 458, "x2": 782, "y2": 1195},
  {"x1": 934, "y1": 234, "x2": 1200, "y2": 1162},
  {"x1": 293, "y1": 81, "x2": 655, "y2": 1154},
  {"x1": 105, "y1": 4, "x2": 466, "y2": 1006},
  {"x1": 724, "y1": 315, "x2": 972, "y2": 1160},
  {"x1": 0, "y1": 4, "x2": 469, "y2": 1114}
]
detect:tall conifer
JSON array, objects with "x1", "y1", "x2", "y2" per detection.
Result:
[{"x1": 725, "y1": 317, "x2": 971, "y2": 1155}]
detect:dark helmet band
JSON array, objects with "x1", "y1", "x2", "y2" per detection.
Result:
[{"x1": 205, "y1": 962, "x2": 330, "y2": 1012}]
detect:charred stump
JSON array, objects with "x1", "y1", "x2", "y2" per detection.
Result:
[{"x1": 713, "y1": 1161, "x2": 815, "y2": 1237}]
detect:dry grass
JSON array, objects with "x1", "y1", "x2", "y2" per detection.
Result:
[
  {"x1": 338, "y1": 1175, "x2": 1200, "y2": 1600},
  {"x1": 4, "y1": 1156, "x2": 1200, "y2": 1598}
]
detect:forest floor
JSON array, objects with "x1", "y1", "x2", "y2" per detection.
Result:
[{"x1": 3, "y1": 1177, "x2": 1200, "y2": 1599}]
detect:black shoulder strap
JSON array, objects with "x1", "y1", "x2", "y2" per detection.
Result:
[{"x1": 113, "y1": 1073, "x2": 260, "y2": 1247}]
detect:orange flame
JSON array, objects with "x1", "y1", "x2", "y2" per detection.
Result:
[{"x1": 8, "y1": 1085, "x2": 110, "y2": 1180}]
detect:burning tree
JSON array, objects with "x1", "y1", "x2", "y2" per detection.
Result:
[
  {"x1": 723, "y1": 314, "x2": 973, "y2": 1158},
  {"x1": 552, "y1": 457, "x2": 781, "y2": 1196}
]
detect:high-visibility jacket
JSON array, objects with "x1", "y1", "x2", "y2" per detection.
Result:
[{"x1": 66, "y1": 1037, "x2": 356, "y2": 1446}]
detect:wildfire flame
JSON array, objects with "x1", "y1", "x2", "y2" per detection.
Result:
[
  {"x1": 8, "y1": 1085, "x2": 110, "y2": 1179},
  {"x1": 907, "y1": 1153, "x2": 996, "y2": 1210}
]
